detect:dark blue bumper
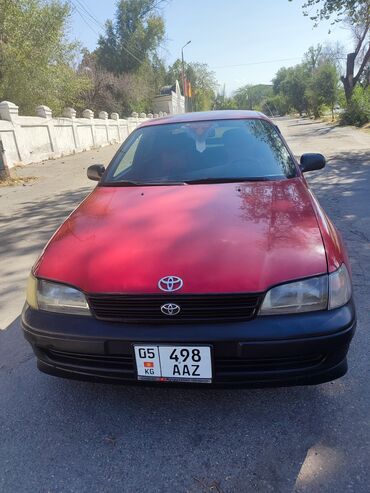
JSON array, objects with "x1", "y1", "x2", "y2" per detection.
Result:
[{"x1": 21, "y1": 299, "x2": 356, "y2": 387}]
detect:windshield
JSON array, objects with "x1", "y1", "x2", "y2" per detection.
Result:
[{"x1": 103, "y1": 119, "x2": 297, "y2": 185}]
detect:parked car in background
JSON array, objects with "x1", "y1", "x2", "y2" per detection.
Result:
[{"x1": 22, "y1": 110, "x2": 356, "y2": 387}]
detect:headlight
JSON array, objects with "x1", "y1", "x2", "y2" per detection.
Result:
[
  {"x1": 259, "y1": 265, "x2": 352, "y2": 315},
  {"x1": 328, "y1": 264, "x2": 352, "y2": 310},
  {"x1": 26, "y1": 274, "x2": 90, "y2": 316},
  {"x1": 259, "y1": 275, "x2": 328, "y2": 315}
]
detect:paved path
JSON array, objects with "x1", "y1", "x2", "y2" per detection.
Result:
[
  {"x1": 0, "y1": 120, "x2": 369, "y2": 493},
  {"x1": 0, "y1": 144, "x2": 120, "y2": 330}
]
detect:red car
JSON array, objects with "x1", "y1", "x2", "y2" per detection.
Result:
[{"x1": 22, "y1": 111, "x2": 356, "y2": 387}]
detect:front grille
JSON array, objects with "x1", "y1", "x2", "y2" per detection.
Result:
[
  {"x1": 215, "y1": 354, "x2": 324, "y2": 381},
  {"x1": 87, "y1": 293, "x2": 262, "y2": 323},
  {"x1": 46, "y1": 349, "x2": 136, "y2": 378},
  {"x1": 45, "y1": 349, "x2": 325, "y2": 383}
]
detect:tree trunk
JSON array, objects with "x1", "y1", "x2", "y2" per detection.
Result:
[
  {"x1": 0, "y1": 139, "x2": 10, "y2": 181},
  {"x1": 341, "y1": 20, "x2": 370, "y2": 103},
  {"x1": 341, "y1": 52, "x2": 356, "y2": 103}
]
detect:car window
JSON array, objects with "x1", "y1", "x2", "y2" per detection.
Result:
[
  {"x1": 103, "y1": 119, "x2": 296, "y2": 185},
  {"x1": 112, "y1": 133, "x2": 142, "y2": 177}
]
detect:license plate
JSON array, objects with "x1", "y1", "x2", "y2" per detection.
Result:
[{"x1": 134, "y1": 345, "x2": 212, "y2": 383}]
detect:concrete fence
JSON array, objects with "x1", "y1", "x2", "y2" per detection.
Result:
[{"x1": 0, "y1": 101, "x2": 166, "y2": 168}]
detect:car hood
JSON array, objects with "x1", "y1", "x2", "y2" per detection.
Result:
[{"x1": 35, "y1": 179, "x2": 327, "y2": 294}]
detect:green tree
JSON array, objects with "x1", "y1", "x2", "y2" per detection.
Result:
[
  {"x1": 301, "y1": 44, "x2": 342, "y2": 117},
  {"x1": 79, "y1": 50, "x2": 164, "y2": 116},
  {"x1": 0, "y1": 0, "x2": 90, "y2": 115},
  {"x1": 261, "y1": 95, "x2": 290, "y2": 116},
  {"x1": 273, "y1": 67, "x2": 290, "y2": 95},
  {"x1": 82, "y1": 0, "x2": 168, "y2": 116},
  {"x1": 96, "y1": 0, "x2": 165, "y2": 74},
  {"x1": 297, "y1": 0, "x2": 368, "y2": 23},
  {"x1": 273, "y1": 58, "x2": 339, "y2": 119},
  {"x1": 291, "y1": 0, "x2": 370, "y2": 102},
  {"x1": 303, "y1": 45, "x2": 325, "y2": 74},
  {"x1": 312, "y1": 63, "x2": 339, "y2": 119},
  {"x1": 340, "y1": 85, "x2": 370, "y2": 125},
  {"x1": 213, "y1": 86, "x2": 237, "y2": 109},
  {"x1": 234, "y1": 84, "x2": 273, "y2": 110},
  {"x1": 166, "y1": 60, "x2": 217, "y2": 111},
  {"x1": 273, "y1": 64, "x2": 310, "y2": 115}
]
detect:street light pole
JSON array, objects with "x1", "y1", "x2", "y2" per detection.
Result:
[{"x1": 181, "y1": 40, "x2": 191, "y2": 112}]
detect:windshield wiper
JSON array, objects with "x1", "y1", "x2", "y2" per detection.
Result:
[
  {"x1": 104, "y1": 177, "x2": 278, "y2": 186},
  {"x1": 104, "y1": 180, "x2": 186, "y2": 187},
  {"x1": 184, "y1": 177, "x2": 276, "y2": 184},
  {"x1": 103, "y1": 180, "x2": 142, "y2": 186}
]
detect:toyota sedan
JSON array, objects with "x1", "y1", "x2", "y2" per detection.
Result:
[{"x1": 22, "y1": 111, "x2": 356, "y2": 387}]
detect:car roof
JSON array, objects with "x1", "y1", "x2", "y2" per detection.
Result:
[{"x1": 138, "y1": 110, "x2": 272, "y2": 128}]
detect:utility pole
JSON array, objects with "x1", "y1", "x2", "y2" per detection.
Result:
[{"x1": 181, "y1": 40, "x2": 191, "y2": 112}]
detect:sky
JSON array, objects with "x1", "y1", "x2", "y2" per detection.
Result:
[{"x1": 69, "y1": 0, "x2": 353, "y2": 94}]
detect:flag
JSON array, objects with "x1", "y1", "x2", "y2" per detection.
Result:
[
  {"x1": 184, "y1": 78, "x2": 188, "y2": 97},
  {"x1": 188, "y1": 81, "x2": 192, "y2": 98}
]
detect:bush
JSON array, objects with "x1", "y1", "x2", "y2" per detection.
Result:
[
  {"x1": 261, "y1": 95, "x2": 290, "y2": 116},
  {"x1": 340, "y1": 86, "x2": 370, "y2": 127}
]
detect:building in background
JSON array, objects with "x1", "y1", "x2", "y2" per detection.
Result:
[{"x1": 152, "y1": 80, "x2": 185, "y2": 115}]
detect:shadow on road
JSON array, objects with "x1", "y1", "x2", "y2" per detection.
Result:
[
  {"x1": 0, "y1": 186, "x2": 92, "y2": 261},
  {"x1": 308, "y1": 125, "x2": 337, "y2": 136},
  {"x1": 0, "y1": 186, "x2": 92, "y2": 328},
  {"x1": 0, "y1": 316, "x2": 33, "y2": 370},
  {"x1": 308, "y1": 150, "x2": 370, "y2": 292},
  {"x1": 287, "y1": 120, "x2": 328, "y2": 127}
]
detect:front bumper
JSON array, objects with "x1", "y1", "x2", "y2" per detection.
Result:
[{"x1": 21, "y1": 300, "x2": 356, "y2": 388}]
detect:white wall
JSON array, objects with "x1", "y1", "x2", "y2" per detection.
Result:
[{"x1": 0, "y1": 102, "x2": 161, "y2": 168}]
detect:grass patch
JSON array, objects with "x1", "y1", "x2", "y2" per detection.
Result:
[{"x1": 0, "y1": 175, "x2": 36, "y2": 187}]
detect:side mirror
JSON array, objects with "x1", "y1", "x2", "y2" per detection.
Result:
[
  {"x1": 299, "y1": 153, "x2": 326, "y2": 173},
  {"x1": 87, "y1": 164, "x2": 105, "y2": 181}
]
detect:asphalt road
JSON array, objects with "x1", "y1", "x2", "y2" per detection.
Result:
[{"x1": 0, "y1": 119, "x2": 369, "y2": 493}]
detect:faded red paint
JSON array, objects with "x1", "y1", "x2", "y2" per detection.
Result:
[{"x1": 34, "y1": 177, "x2": 341, "y2": 294}]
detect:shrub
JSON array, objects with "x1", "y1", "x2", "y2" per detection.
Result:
[
  {"x1": 261, "y1": 95, "x2": 290, "y2": 116},
  {"x1": 340, "y1": 86, "x2": 370, "y2": 127}
]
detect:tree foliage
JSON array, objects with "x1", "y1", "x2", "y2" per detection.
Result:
[
  {"x1": 261, "y1": 95, "x2": 290, "y2": 116},
  {"x1": 0, "y1": 0, "x2": 90, "y2": 115},
  {"x1": 270, "y1": 45, "x2": 341, "y2": 117},
  {"x1": 213, "y1": 86, "x2": 238, "y2": 109},
  {"x1": 1, "y1": 0, "x2": 365, "y2": 126},
  {"x1": 166, "y1": 60, "x2": 217, "y2": 111},
  {"x1": 306, "y1": 62, "x2": 339, "y2": 118},
  {"x1": 234, "y1": 84, "x2": 273, "y2": 110},
  {"x1": 291, "y1": 0, "x2": 370, "y2": 102},
  {"x1": 80, "y1": 50, "x2": 166, "y2": 115},
  {"x1": 340, "y1": 5, "x2": 370, "y2": 100},
  {"x1": 313, "y1": 63, "x2": 339, "y2": 117},
  {"x1": 297, "y1": 0, "x2": 369, "y2": 24},
  {"x1": 81, "y1": 0, "x2": 168, "y2": 115},
  {"x1": 96, "y1": 0, "x2": 165, "y2": 74},
  {"x1": 340, "y1": 84, "x2": 370, "y2": 124},
  {"x1": 88, "y1": 5, "x2": 218, "y2": 115},
  {"x1": 273, "y1": 65, "x2": 310, "y2": 115}
]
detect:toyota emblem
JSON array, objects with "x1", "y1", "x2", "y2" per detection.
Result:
[
  {"x1": 161, "y1": 303, "x2": 181, "y2": 316},
  {"x1": 158, "y1": 276, "x2": 183, "y2": 292}
]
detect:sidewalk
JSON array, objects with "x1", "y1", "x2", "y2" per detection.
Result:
[{"x1": 0, "y1": 144, "x2": 119, "y2": 329}]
